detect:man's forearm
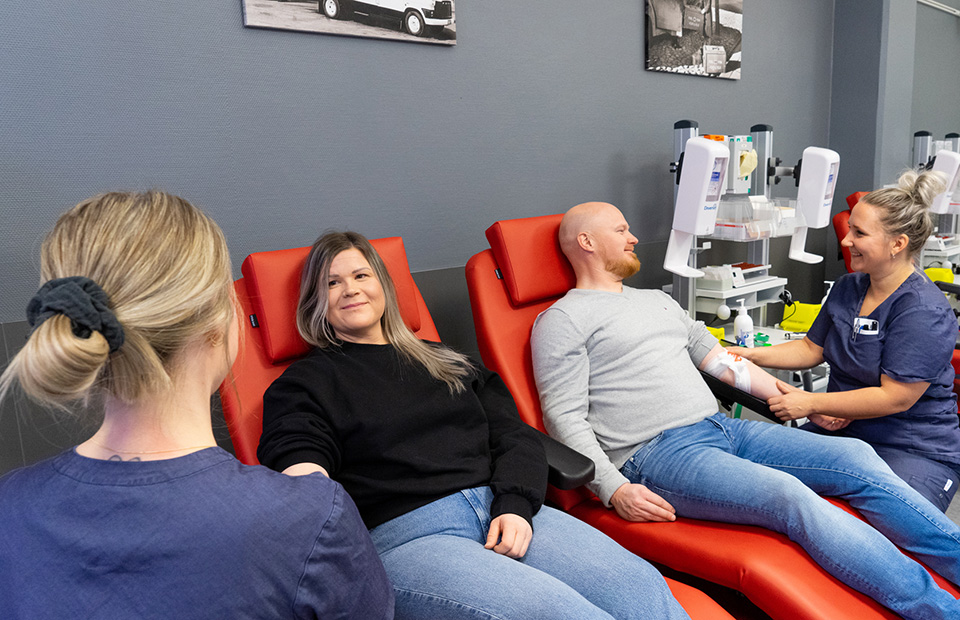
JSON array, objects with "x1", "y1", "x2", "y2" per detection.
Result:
[{"x1": 700, "y1": 343, "x2": 781, "y2": 400}]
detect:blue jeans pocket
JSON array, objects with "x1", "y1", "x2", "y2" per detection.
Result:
[{"x1": 621, "y1": 433, "x2": 664, "y2": 482}]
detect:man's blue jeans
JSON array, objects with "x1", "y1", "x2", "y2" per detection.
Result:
[
  {"x1": 621, "y1": 413, "x2": 960, "y2": 620},
  {"x1": 803, "y1": 421, "x2": 960, "y2": 512},
  {"x1": 369, "y1": 486, "x2": 690, "y2": 620}
]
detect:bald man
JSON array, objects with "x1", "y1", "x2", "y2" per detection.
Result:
[{"x1": 530, "y1": 202, "x2": 960, "y2": 620}]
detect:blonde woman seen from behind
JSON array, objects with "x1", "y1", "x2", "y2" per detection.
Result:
[{"x1": 0, "y1": 191, "x2": 393, "y2": 619}]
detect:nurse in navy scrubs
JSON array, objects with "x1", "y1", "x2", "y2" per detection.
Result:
[{"x1": 736, "y1": 169, "x2": 960, "y2": 512}]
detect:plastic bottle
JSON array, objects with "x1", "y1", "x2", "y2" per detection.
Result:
[{"x1": 734, "y1": 298, "x2": 754, "y2": 347}]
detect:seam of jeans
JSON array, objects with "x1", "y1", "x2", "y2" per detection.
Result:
[
  {"x1": 768, "y1": 464, "x2": 960, "y2": 546},
  {"x1": 461, "y1": 487, "x2": 491, "y2": 531},
  {"x1": 393, "y1": 587, "x2": 508, "y2": 620},
  {"x1": 643, "y1": 480, "x2": 907, "y2": 604},
  {"x1": 706, "y1": 412, "x2": 737, "y2": 447}
]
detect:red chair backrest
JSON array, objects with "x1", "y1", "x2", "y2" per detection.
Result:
[
  {"x1": 951, "y1": 353, "x2": 960, "y2": 404},
  {"x1": 833, "y1": 191, "x2": 869, "y2": 273},
  {"x1": 219, "y1": 237, "x2": 440, "y2": 464},
  {"x1": 465, "y1": 214, "x2": 592, "y2": 510}
]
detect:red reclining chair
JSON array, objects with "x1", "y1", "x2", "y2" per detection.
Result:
[
  {"x1": 464, "y1": 213, "x2": 960, "y2": 620},
  {"x1": 218, "y1": 237, "x2": 732, "y2": 619},
  {"x1": 832, "y1": 190, "x2": 868, "y2": 273}
]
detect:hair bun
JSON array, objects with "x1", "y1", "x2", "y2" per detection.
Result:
[
  {"x1": 13, "y1": 314, "x2": 111, "y2": 407},
  {"x1": 909, "y1": 169, "x2": 948, "y2": 210}
]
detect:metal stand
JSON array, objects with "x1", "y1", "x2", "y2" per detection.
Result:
[{"x1": 671, "y1": 121, "x2": 779, "y2": 326}]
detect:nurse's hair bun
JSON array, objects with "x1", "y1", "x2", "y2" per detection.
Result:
[
  {"x1": 862, "y1": 169, "x2": 947, "y2": 258},
  {"x1": 898, "y1": 169, "x2": 947, "y2": 210}
]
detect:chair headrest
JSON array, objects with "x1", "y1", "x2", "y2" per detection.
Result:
[
  {"x1": 485, "y1": 214, "x2": 576, "y2": 306},
  {"x1": 241, "y1": 237, "x2": 422, "y2": 363},
  {"x1": 846, "y1": 191, "x2": 869, "y2": 211}
]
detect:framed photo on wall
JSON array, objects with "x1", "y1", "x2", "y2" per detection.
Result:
[
  {"x1": 645, "y1": 0, "x2": 742, "y2": 79},
  {"x1": 242, "y1": 0, "x2": 456, "y2": 46}
]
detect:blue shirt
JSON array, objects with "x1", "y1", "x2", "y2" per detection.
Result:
[
  {"x1": 0, "y1": 447, "x2": 394, "y2": 619},
  {"x1": 807, "y1": 271, "x2": 960, "y2": 468}
]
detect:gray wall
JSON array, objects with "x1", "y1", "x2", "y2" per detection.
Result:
[
  {"x1": 911, "y1": 0, "x2": 960, "y2": 137},
  {"x1": 825, "y1": 0, "x2": 890, "y2": 282},
  {"x1": 825, "y1": 0, "x2": 960, "y2": 281},
  {"x1": 8, "y1": 0, "x2": 956, "y2": 473},
  {"x1": 1, "y1": 0, "x2": 835, "y2": 324},
  {"x1": 829, "y1": 0, "x2": 883, "y2": 207},
  {"x1": 875, "y1": 0, "x2": 918, "y2": 184}
]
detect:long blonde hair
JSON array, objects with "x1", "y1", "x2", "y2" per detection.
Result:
[
  {"x1": 0, "y1": 191, "x2": 234, "y2": 410},
  {"x1": 862, "y1": 169, "x2": 948, "y2": 259},
  {"x1": 297, "y1": 231, "x2": 472, "y2": 393}
]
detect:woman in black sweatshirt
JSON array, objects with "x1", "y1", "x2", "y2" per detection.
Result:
[{"x1": 257, "y1": 230, "x2": 690, "y2": 620}]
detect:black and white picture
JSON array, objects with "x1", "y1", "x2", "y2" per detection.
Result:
[
  {"x1": 242, "y1": 0, "x2": 456, "y2": 46},
  {"x1": 645, "y1": 0, "x2": 742, "y2": 79}
]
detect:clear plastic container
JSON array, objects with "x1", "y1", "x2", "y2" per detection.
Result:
[{"x1": 709, "y1": 197, "x2": 799, "y2": 241}]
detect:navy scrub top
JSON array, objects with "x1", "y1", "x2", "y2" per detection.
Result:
[{"x1": 807, "y1": 271, "x2": 960, "y2": 470}]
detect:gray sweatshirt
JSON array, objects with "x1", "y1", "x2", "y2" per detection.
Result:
[{"x1": 531, "y1": 286, "x2": 719, "y2": 505}]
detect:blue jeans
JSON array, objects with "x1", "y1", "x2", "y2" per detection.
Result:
[
  {"x1": 621, "y1": 413, "x2": 960, "y2": 620},
  {"x1": 802, "y1": 421, "x2": 960, "y2": 512},
  {"x1": 369, "y1": 486, "x2": 690, "y2": 620}
]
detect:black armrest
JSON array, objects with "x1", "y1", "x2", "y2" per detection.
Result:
[
  {"x1": 934, "y1": 281, "x2": 960, "y2": 324},
  {"x1": 699, "y1": 370, "x2": 779, "y2": 423},
  {"x1": 935, "y1": 280, "x2": 960, "y2": 297},
  {"x1": 537, "y1": 431, "x2": 595, "y2": 490}
]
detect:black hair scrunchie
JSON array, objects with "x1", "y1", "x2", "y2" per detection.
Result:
[{"x1": 26, "y1": 276, "x2": 125, "y2": 353}]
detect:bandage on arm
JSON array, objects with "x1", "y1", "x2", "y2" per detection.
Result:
[{"x1": 699, "y1": 344, "x2": 781, "y2": 400}]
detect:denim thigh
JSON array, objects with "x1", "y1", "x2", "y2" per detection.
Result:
[{"x1": 368, "y1": 487, "x2": 689, "y2": 620}]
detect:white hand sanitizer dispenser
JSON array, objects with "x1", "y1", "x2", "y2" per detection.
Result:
[
  {"x1": 663, "y1": 137, "x2": 730, "y2": 277},
  {"x1": 929, "y1": 150, "x2": 960, "y2": 215},
  {"x1": 734, "y1": 298, "x2": 753, "y2": 348},
  {"x1": 789, "y1": 146, "x2": 841, "y2": 264}
]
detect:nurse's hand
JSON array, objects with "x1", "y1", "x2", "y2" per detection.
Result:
[
  {"x1": 725, "y1": 346, "x2": 753, "y2": 359},
  {"x1": 485, "y1": 513, "x2": 532, "y2": 559},
  {"x1": 768, "y1": 379, "x2": 817, "y2": 421},
  {"x1": 807, "y1": 413, "x2": 851, "y2": 431}
]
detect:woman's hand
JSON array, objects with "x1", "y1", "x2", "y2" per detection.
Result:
[
  {"x1": 807, "y1": 413, "x2": 851, "y2": 431},
  {"x1": 485, "y1": 514, "x2": 533, "y2": 559},
  {"x1": 768, "y1": 379, "x2": 818, "y2": 421},
  {"x1": 725, "y1": 346, "x2": 756, "y2": 361},
  {"x1": 282, "y1": 462, "x2": 329, "y2": 477},
  {"x1": 727, "y1": 338, "x2": 824, "y2": 371}
]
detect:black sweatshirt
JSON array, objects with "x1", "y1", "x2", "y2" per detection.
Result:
[{"x1": 257, "y1": 342, "x2": 548, "y2": 529}]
